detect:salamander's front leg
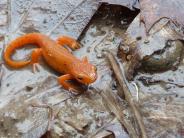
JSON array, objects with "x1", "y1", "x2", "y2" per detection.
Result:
[
  {"x1": 82, "y1": 56, "x2": 88, "y2": 63},
  {"x1": 56, "y1": 36, "x2": 81, "y2": 50},
  {"x1": 58, "y1": 74, "x2": 79, "y2": 93},
  {"x1": 31, "y1": 48, "x2": 42, "y2": 73}
]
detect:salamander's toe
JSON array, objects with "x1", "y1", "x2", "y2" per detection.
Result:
[
  {"x1": 71, "y1": 42, "x2": 81, "y2": 50},
  {"x1": 68, "y1": 87, "x2": 80, "y2": 94},
  {"x1": 32, "y1": 63, "x2": 39, "y2": 73}
]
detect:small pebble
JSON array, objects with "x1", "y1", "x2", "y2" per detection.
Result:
[
  {"x1": 43, "y1": 19, "x2": 47, "y2": 24},
  {"x1": 96, "y1": 53, "x2": 102, "y2": 58},
  {"x1": 144, "y1": 39, "x2": 149, "y2": 44},
  {"x1": 126, "y1": 55, "x2": 132, "y2": 60},
  {"x1": 119, "y1": 45, "x2": 129, "y2": 54},
  {"x1": 136, "y1": 36, "x2": 142, "y2": 41},
  {"x1": 165, "y1": 84, "x2": 172, "y2": 90},
  {"x1": 168, "y1": 78, "x2": 174, "y2": 82},
  {"x1": 121, "y1": 20, "x2": 127, "y2": 25}
]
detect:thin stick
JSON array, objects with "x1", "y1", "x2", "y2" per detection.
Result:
[
  {"x1": 0, "y1": 65, "x2": 4, "y2": 88},
  {"x1": 106, "y1": 52, "x2": 147, "y2": 138},
  {"x1": 99, "y1": 89, "x2": 138, "y2": 138},
  {"x1": 0, "y1": 37, "x2": 5, "y2": 89},
  {"x1": 7, "y1": 0, "x2": 12, "y2": 33},
  {"x1": 47, "y1": 0, "x2": 86, "y2": 36}
]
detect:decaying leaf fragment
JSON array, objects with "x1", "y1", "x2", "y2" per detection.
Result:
[
  {"x1": 100, "y1": 0, "x2": 139, "y2": 10},
  {"x1": 140, "y1": 0, "x2": 184, "y2": 33},
  {"x1": 119, "y1": 13, "x2": 184, "y2": 80}
]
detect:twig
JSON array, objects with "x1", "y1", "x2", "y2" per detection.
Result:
[
  {"x1": 12, "y1": 1, "x2": 34, "y2": 34},
  {"x1": 47, "y1": 0, "x2": 86, "y2": 36},
  {"x1": 86, "y1": 30, "x2": 108, "y2": 53},
  {"x1": 86, "y1": 118, "x2": 114, "y2": 138},
  {"x1": 132, "y1": 82, "x2": 139, "y2": 102},
  {"x1": 1, "y1": 35, "x2": 5, "y2": 56},
  {"x1": 147, "y1": 17, "x2": 176, "y2": 34},
  {"x1": 0, "y1": 64, "x2": 4, "y2": 88},
  {"x1": 106, "y1": 52, "x2": 147, "y2": 138},
  {"x1": 7, "y1": 0, "x2": 12, "y2": 33},
  {"x1": 138, "y1": 76, "x2": 184, "y2": 88},
  {"x1": 0, "y1": 37, "x2": 5, "y2": 89},
  {"x1": 98, "y1": 89, "x2": 138, "y2": 138},
  {"x1": 64, "y1": 18, "x2": 86, "y2": 24}
]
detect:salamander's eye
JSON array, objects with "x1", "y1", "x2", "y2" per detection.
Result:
[
  {"x1": 93, "y1": 66, "x2": 97, "y2": 72},
  {"x1": 95, "y1": 67, "x2": 97, "y2": 71},
  {"x1": 77, "y1": 75, "x2": 83, "y2": 80}
]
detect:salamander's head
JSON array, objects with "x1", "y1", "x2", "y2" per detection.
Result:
[{"x1": 71, "y1": 57, "x2": 97, "y2": 85}]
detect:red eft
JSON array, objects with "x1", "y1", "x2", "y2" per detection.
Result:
[{"x1": 4, "y1": 33, "x2": 97, "y2": 92}]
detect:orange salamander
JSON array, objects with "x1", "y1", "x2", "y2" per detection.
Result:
[{"x1": 4, "y1": 33, "x2": 97, "y2": 92}]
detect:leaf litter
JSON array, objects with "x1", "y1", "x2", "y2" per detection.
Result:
[
  {"x1": 1, "y1": 0, "x2": 184, "y2": 138},
  {"x1": 0, "y1": 1, "x2": 139, "y2": 138}
]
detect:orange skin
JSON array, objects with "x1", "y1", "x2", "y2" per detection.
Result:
[{"x1": 4, "y1": 33, "x2": 97, "y2": 92}]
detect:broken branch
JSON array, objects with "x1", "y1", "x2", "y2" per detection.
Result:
[{"x1": 106, "y1": 52, "x2": 147, "y2": 138}]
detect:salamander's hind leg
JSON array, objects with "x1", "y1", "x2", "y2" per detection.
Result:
[
  {"x1": 31, "y1": 48, "x2": 42, "y2": 73},
  {"x1": 58, "y1": 74, "x2": 80, "y2": 93},
  {"x1": 56, "y1": 36, "x2": 81, "y2": 50}
]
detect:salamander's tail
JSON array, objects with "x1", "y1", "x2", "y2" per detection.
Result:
[{"x1": 4, "y1": 33, "x2": 43, "y2": 69}]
